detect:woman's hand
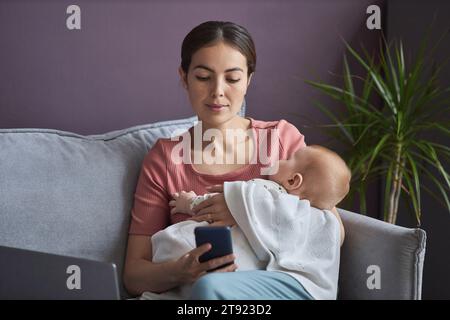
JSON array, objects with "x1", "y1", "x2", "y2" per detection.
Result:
[
  {"x1": 189, "y1": 184, "x2": 237, "y2": 227},
  {"x1": 173, "y1": 243, "x2": 237, "y2": 284}
]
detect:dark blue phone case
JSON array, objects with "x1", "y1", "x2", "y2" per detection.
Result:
[{"x1": 194, "y1": 226, "x2": 234, "y2": 269}]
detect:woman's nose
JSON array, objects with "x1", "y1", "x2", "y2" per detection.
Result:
[{"x1": 211, "y1": 79, "x2": 225, "y2": 98}]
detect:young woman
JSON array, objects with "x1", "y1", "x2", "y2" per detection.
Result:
[{"x1": 123, "y1": 21, "x2": 316, "y2": 299}]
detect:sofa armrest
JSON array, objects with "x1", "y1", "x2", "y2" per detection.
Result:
[{"x1": 337, "y1": 208, "x2": 426, "y2": 300}]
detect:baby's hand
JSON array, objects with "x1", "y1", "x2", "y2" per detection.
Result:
[{"x1": 169, "y1": 191, "x2": 197, "y2": 215}]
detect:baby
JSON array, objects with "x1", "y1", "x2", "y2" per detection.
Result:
[
  {"x1": 147, "y1": 145, "x2": 351, "y2": 300},
  {"x1": 170, "y1": 144, "x2": 351, "y2": 221}
]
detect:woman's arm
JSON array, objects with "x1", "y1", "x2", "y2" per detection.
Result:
[
  {"x1": 123, "y1": 235, "x2": 237, "y2": 296},
  {"x1": 123, "y1": 235, "x2": 178, "y2": 295}
]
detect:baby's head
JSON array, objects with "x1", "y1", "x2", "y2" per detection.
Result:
[{"x1": 269, "y1": 145, "x2": 351, "y2": 210}]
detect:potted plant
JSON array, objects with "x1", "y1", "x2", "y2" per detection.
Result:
[{"x1": 305, "y1": 32, "x2": 450, "y2": 225}]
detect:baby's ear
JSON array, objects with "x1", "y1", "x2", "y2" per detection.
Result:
[{"x1": 286, "y1": 173, "x2": 303, "y2": 190}]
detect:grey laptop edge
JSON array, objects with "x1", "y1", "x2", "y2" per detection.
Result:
[{"x1": 0, "y1": 245, "x2": 120, "y2": 300}]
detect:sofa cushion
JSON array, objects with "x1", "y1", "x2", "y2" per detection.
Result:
[{"x1": 0, "y1": 116, "x2": 199, "y2": 298}]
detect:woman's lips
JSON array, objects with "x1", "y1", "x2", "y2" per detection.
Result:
[{"x1": 206, "y1": 104, "x2": 227, "y2": 111}]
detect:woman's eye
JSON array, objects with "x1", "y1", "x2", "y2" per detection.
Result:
[{"x1": 195, "y1": 76, "x2": 240, "y2": 83}]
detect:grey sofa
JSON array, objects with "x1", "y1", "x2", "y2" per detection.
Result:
[{"x1": 0, "y1": 116, "x2": 426, "y2": 300}]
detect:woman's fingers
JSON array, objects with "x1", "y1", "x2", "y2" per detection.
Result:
[
  {"x1": 206, "y1": 184, "x2": 224, "y2": 193},
  {"x1": 169, "y1": 200, "x2": 176, "y2": 206},
  {"x1": 192, "y1": 197, "x2": 214, "y2": 213},
  {"x1": 194, "y1": 206, "x2": 218, "y2": 217},
  {"x1": 213, "y1": 263, "x2": 238, "y2": 273},
  {"x1": 189, "y1": 213, "x2": 217, "y2": 223},
  {"x1": 177, "y1": 245, "x2": 212, "y2": 284},
  {"x1": 209, "y1": 220, "x2": 226, "y2": 227},
  {"x1": 200, "y1": 253, "x2": 235, "y2": 272},
  {"x1": 189, "y1": 243, "x2": 212, "y2": 259},
  {"x1": 191, "y1": 213, "x2": 221, "y2": 223}
]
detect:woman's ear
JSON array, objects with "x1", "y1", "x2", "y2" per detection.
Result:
[
  {"x1": 247, "y1": 73, "x2": 253, "y2": 87},
  {"x1": 285, "y1": 173, "x2": 303, "y2": 191},
  {"x1": 178, "y1": 66, "x2": 188, "y2": 89},
  {"x1": 242, "y1": 73, "x2": 253, "y2": 96}
]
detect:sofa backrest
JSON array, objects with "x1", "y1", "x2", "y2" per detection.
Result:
[{"x1": 0, "y1": 116, "x2": 199, "y2": 298}]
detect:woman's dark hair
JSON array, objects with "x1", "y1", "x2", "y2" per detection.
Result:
[{"x1": 181, "y1": 21, "x2": 256, "y2": 77}]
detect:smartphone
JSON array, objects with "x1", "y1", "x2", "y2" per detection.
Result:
[{"x1": 194, "y1": 226, "x2": 234, "y2": 270}]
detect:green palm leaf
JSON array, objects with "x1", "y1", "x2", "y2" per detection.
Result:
[{"x1": 305, "y1": 31, "x2": 450, "y2": 224}]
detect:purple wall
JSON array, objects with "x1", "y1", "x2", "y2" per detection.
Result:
[
  {"x1": 0, "y1": 0, "x2": 383, "y2": 139},
  {"x1": 0, "y1": 0, "x2": 384, "y2": 218}
]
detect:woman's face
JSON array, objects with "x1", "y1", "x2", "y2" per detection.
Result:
[{"x1": 179, "y1": 41, "x2": 252, "y2": 127}]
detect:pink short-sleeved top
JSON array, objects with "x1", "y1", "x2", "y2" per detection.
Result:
[{"x1": 129, "y1": 118, "x2": 306, "y2": 236}]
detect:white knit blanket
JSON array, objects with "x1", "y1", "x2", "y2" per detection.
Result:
[
  {"x1": 223, "y1": 180, "x2": 341, "y2": 300},
  {"x1": 141, "y1": 180, "x2": 341, "y2": 300}
]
